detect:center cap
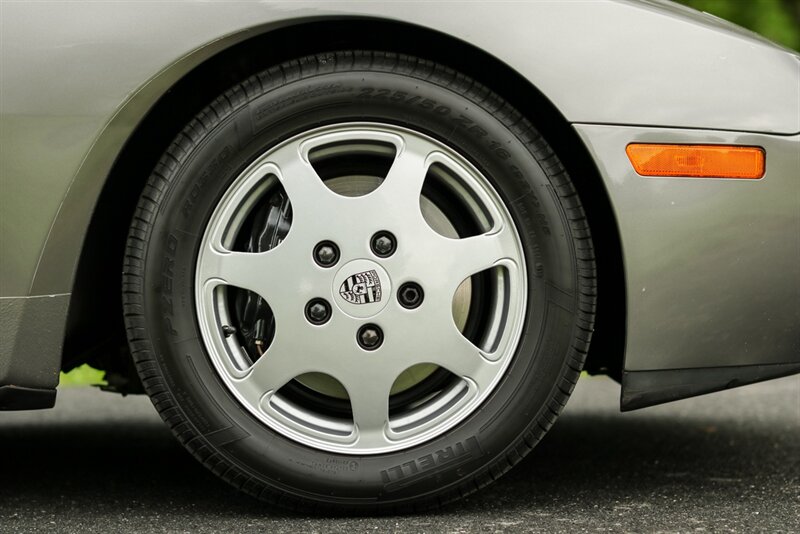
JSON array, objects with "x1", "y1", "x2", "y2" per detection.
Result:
[{"x1": 332, "y1": 259, "x2": 391, "y2": 319}]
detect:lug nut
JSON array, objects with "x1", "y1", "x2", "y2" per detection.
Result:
[
  {"x1": 398, "y1": 282, "x2": 424, "y2": 309},
  {"x1": 305, "y1": 298, "x2": 331, "y2": 325},
  {"x1": 371, "y1": 231, "x2": 396, "y2": 258},
  {"x1": 357, "y1": 324, "x2": 384, "y2": 351},
  {"x1": 313, "y1": 241, "x2": 340, "y2": 267}
]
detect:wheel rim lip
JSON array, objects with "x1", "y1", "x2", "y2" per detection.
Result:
[{"x1": 194, "y1": 121, "x2": 528, "y2": 455}]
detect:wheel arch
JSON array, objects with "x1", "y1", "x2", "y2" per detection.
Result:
[{"x1": 62, "y1": 17, "x2": 625, "y2": 386}]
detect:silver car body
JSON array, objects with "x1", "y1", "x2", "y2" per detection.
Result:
[{"x1": 1, "y1": 0, "x2": 798, "y2": 408}]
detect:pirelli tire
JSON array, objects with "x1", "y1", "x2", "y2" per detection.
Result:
[{"x1": 123, "y1": 51, "x2": 596, "y2": 513}]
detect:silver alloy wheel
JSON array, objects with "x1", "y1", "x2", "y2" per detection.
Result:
[{"x1": 195, "y1": 123, "x2": 527, "y2": 454}]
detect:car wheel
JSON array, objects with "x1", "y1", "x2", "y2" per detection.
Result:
[{"x1": 123, "y1": 51, "x2": 596, "y2": 512}]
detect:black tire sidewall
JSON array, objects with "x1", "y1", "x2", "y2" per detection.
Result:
[{"x1": 138, "y1": 63, "x2": 581, "y2": 505}]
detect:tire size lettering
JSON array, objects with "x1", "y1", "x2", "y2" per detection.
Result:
[{"x1": 357, "y1": 89, "x2": 449, "y2": 115}]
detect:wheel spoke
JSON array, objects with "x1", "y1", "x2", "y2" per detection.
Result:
[
  {"x1": 374, "y1": 134, "x2": 436, "y2": 211},
  {"x1": 438, "y1": 225, "x2": 518, "y2": 287},
  {"x1": 197, "y1": 245, "x2": 289, "y2": 300},
  {"x1": 372, "y1": 292, "x2": 500, "y2": 395},
  {"x1": 392, "y1": 304, "x2": 498, "y2": 392},
  {"x1": 236, "y1": 334, "x2": 313, "y2": 406},
  {"x1": 341, "y1": 367, "x2": 396, "y2": 449},
  {"x1": 265, "y1": 143, "x2": 336, "y2": 221},
  {"x1": 431, "y1": 324, "x2": 499, "y2": 392}
]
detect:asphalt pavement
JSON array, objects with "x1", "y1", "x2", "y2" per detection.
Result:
[{"x1": 1, "y1": 375, "x2": 798, "y2": 533}]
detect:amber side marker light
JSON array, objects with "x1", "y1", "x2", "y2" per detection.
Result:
[{"x1": 626, "y1": 144, "x2": 765, "y2": 179}]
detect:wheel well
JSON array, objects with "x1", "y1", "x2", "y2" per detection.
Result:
[{"x1": 63, "y1": 18, "x2": 625, "y2": 389}]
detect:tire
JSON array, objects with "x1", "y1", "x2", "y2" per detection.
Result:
[{"x1": 123, "y1": 51, "x2": 596, "y2": 513}]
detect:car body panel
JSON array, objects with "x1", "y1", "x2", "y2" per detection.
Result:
[
  {"x1": 575, "y1": 124, "x2": 800, "y2": 371},
  {"x1": 3, "y1": 0, "x2": 799, "y2": 298},
  {"x1": 1, "y1": 0, "x2": 798, "y2": 407},
  {"x1": 0, "y1": 294, "x2": 67, "y2": 402},
  {"x1": 621, "y1": 362, "x2": 800, "y2": 410}
]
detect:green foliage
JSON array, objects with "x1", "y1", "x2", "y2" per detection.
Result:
[
  {"x1": 59, "y1": 364, "x2": 107, "y2": 387},
  {"x1": 676, "y1": 0, "x2": 800, "y2": 51}
]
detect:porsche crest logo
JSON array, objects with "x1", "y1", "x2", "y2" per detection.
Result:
[{"x1": 339, "y1": 270, "x2": 382, "y2": 304}]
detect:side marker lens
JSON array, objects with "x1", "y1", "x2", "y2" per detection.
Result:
[{"x1": 626, "y1": 144, "x2": 765, "y2": 179}]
